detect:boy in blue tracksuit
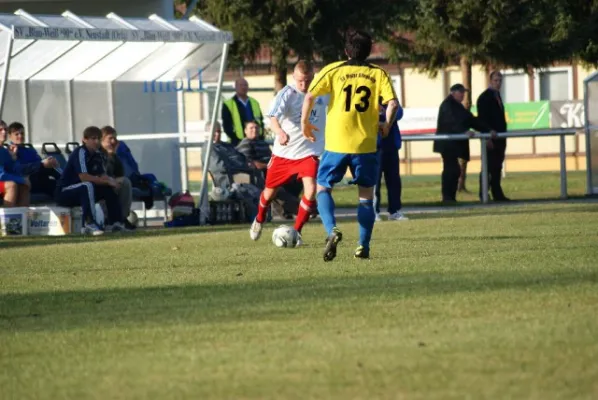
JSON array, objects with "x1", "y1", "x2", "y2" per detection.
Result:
[
  {"x1": 0, "y1": 120, "x2": 58, "y2": 207},
  {"x1": 55, "y1": 126, "x2": 126, "y2": 235},
  {"x1": 375, "y1": 98, "x2": 408, "y2": 221},
  {"x1": 7, "y1": 122, "x2": 61, "y2": 198}
]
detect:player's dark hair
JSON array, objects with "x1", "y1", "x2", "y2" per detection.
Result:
[
  {"x1": 83, "y1": 126, "x2": 102, "y2": 139},
  {"x1": 8, "y1": 121, "x2": 24, "y2": 134},
  {"x1": 101, "y1": 125, "x2": 117, "y2": 138},
  {"x1": 490, "y1": 70, "x2": 503, "y2": 79},
  {"x1": 0, "y1": 120, "x2": 8, "y2": 130},
  {"x1": 344, "y1": 29, "x2": 372, "y2": 61},
  {"x1": 244, "y1": 120, "x2": 258, "y2": 128}
]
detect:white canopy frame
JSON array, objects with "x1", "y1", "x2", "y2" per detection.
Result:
[{"x1": 0, "y1": 9, "x2": 232, "y2": 222}]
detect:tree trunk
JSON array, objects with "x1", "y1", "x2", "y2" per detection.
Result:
[
  {"x1": 460, "y1": 55, "x2": 472, "y2": 110},
  {"x1": 273, "y1": 46, "x2": 288, "y2": 93}
]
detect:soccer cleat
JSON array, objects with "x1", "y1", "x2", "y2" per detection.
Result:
[
  {"x1": 388, "y1": 211, "x2": 409, "y2": 221},
  {"x1": 249, "y1": 219, "x2": 263, "y2": 241},
  {"x1": 354, "y1": 245, "x2": 370, "y2": 259},
  {"x1": 295, "y1": 232, "x2": 303, "y2": 247},
  {"x1": 323, "y1": 227, "x2": 343, "y2": 262},
  {"x1": 81, "y1": 223, "x2": 104, "y2": 236}
]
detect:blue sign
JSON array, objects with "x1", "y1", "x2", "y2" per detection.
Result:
[{"x1": 143, "y1": 68, "x2": 206, "y2": 93}]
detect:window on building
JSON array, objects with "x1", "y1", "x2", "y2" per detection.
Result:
[
  {"x1": 538, "y1": 70, "x2": 570, "y2": 101},
  {"x1": 500, "y1": 73, "x2": 527, "y2": 103}
]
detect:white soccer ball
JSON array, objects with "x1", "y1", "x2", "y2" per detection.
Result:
[
  {"x1": 127, "y1": 211, "x2": 139, "y2": 227},
  {"x1": 272, "y1": 225, "x2": 299, "y2": 248}
]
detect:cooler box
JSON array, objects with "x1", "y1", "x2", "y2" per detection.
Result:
[
  {"x1": 0, "y1": 207, "x2": 28, "y2": 236},
  {"x1": 27, "y1": 206, "x2": 72, "y2": 236}
]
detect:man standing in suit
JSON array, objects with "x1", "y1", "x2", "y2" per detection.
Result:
[
  {"x1": 476, "y1": 71, "x2": 510, "y2": 201},
  {"x1": 434, "y1": 84, "x2": 492, "y2": 204}
]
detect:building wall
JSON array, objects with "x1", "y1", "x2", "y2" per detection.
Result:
[{"x1": 182, "y1": 62, "x2": 595, "y2": 178}]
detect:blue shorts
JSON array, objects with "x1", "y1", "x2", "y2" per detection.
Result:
[{"x1": 317, "y1": 151, "x2": 380, "y2": 189}]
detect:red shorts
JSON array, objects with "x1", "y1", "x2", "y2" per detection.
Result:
[
  {"x1": 0, "y1": 181, "x2": 5, "y2": 196},
  {"x1": 265, "y1": 155, "x2": 319, "y2": 188}
]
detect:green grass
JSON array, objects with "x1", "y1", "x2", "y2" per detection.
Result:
[
  {"x1": 1, "y1": 202, "x2": 598, "y2": 399},
  {"x1": 190, "y1": 171, "x2": 588, "y2": 209}
]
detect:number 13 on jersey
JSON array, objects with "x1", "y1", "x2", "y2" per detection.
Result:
[{"x1": 343, "y1": 84, "x2": 371, "y2": 112}]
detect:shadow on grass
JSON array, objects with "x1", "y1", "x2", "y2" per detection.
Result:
[
  {"x1": 0, "y1": 269, "x2": 596, "y2": 333},
  {"x1": 3, "y1": 200, "x2": 597, "y2": 250}
]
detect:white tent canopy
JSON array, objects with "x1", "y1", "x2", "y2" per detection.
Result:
[
  {"x1": 0, "y1": 9, "x2": 232, "y2": 215},
  {"x1": 0, "y1": 9, "x2": 232, "y2": 84}
]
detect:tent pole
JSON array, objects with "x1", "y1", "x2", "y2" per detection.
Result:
[
  {"x1": 0, "y1": 31, "x2": 14, "y2": 116},
  {"x1": 198, "y1": 42, "x2": 229, "y2": 225}
]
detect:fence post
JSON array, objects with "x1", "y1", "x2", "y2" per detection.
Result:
[
  {"x1": 559, "y1": 134, "x2": 568, "y2": 199},
  {"x1": 480, "y1": 137, "x2": 489, "y2": 204}
]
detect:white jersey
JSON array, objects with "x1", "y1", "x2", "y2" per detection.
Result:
[{"x1": 267, "y1": 84, "x2": 328, "y2": 160}]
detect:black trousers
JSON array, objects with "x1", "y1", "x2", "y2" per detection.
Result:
[
  {"x1": 30, "y1": 168, "x2": 59, "y2": 197},
  {"x1": 441, "y1": 155, "x2": 461, "y2": 202},
  {"x1": 479, "y1": 141, "x2": 507, "y2": 200},
  {"x1": 56, "y1": 182, "x2": 123, "y2": 226}
]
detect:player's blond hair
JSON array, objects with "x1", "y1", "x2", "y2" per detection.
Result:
[{"x1": 294, "y1": 60, "x2": 313, "y2": 75}]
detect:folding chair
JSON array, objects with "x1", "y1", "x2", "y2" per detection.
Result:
[{"x1": 41, "y1": 142, "x2": 68, "y2": 170}]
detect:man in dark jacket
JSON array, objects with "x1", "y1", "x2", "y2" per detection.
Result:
[
  {"x1": 476, "y1": 71, "x2": 509, "y2": 201},
  {"x1": 434, "y1": 84, "x2": 494, "y2": 203},
  {"x1": 206, "y1": 121, "x2": 259, "y2": 188},
  {"x1": 101, "y1": 126, "x2": 136, "y2": 230}
]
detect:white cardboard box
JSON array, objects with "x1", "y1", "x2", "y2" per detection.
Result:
[
  {"x1": 0, "y1": 207, "x2": 28, "y2": 236},
  {"x1": 27, "y1": 206, "x2": 72, "y2": 236}
]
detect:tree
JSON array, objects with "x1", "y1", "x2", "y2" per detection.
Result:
[
  {"x1": 388, "y1": 0, "x2": 572, "y2": 108},
  {"x1": 179, "y1": 0, "x2": 406, "y2": 90},
  {"x1": 551, "y1": 0, "x2": 598, "y2": 67}
]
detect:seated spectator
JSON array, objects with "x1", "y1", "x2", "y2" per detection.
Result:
[
  {"x1": 235, "y1": 120, "x2": 272, "y2": 170},
  {"x1": 7, "y1": 122, "x2": 60, "y2": 199},
  {"x1": 55, "y1": 126, "x2": 128, "y2": 235},
  {"x1": 111, "y1": 128, "x2": 170, "y2": 208},
  {"x1": 206, "y1": 121, "x2": 258, "y2": 188},
  {"x1": 101, "y1": 126, "x2": 136, "y2": 230},
  {"x1": 0, "y1": 120, "x2": 57, "y2": 207}
]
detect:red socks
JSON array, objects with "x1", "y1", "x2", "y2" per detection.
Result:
[
  {"x1": 256, "y1": 193, "x2": 270, "y2": 223},
  {"x1": 294, "y1": 196, "x2": 316, "y2": 232}
]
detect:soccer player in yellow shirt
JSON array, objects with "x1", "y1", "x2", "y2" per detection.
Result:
[{"x1": 302, "y1": 30, "x2": 399, "y2": 261}]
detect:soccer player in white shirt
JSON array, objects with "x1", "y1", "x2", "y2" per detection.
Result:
[{"x1": 249, "y1": 60, "x2": 328, "y2": 244}]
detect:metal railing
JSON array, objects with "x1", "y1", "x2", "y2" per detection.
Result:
[
  {"x1": 179, "y1": 128, "x2": 578, "y2": 204},
  {"x1": 401, "y1": 128, "x2": 578, "y2": 203}
]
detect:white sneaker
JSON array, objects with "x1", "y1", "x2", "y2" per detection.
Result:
[
  {"x1": 375, "y1": 213, "x2": 382, "y2": 222},
  {"x1": 249, "y1": 219, "x2": 262, "y2": 241},
  {"x1": 295, "y1": 232, "x2": 303, "y2": 247},
  {"x1": 388, "y1": 211, "x2": 409, "y2": 221},
  {"x1": 81, "y1": 223, "x2": 104, "y2": 236}
]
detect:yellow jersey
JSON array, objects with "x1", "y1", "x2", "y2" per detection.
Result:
[{"x1": 308, "y1": 59, "x2": 397, "y2": 154}]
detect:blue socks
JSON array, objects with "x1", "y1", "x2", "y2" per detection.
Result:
[
  {"x1": 317, "y1": 190, "x2": 336, "y2": 236},
  {"x1": 357, "y1": 199, "x2": 375, "y2": 250}
]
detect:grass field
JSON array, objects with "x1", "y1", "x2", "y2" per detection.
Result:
[{"x1": 1, "y1": 200, "x2": 598, "y2": 399}]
